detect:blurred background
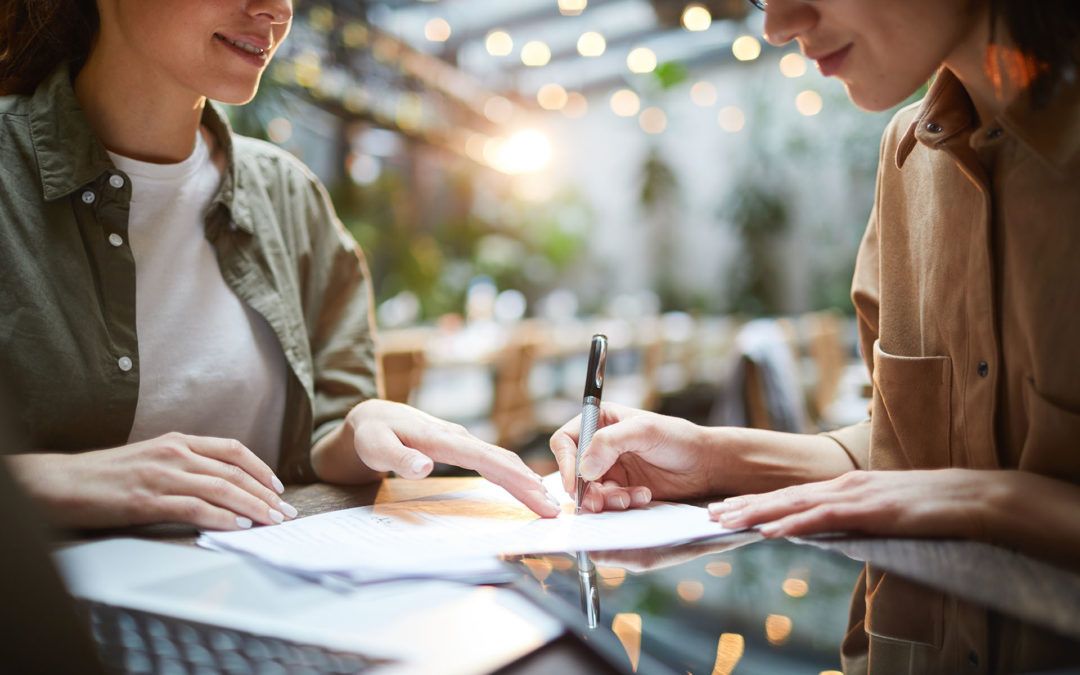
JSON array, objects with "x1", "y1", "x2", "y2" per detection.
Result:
[{"x1": 228, "y1": 0, "x2": 918, "y2": 467}]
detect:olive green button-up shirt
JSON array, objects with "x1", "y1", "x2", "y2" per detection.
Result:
[{"x1": 0, "y1": 65, "x2": 380, "y2": 482}]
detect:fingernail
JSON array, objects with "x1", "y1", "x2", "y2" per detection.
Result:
[
  {"x1": 579, "y1": 457, "x2": 601, "y2": 481},
  {"x1": 411, "y1": 457, "x2": 431, "y2": 476},
  {"x1": 546, "y1": 493, "x2": 561, "y2": 510},
  {"x1": 631, "y1": 489, "x2": 651, "y2": 506},
  {"x1": 235, "y1": 516, "x2": 253, "y2": 529},
  {"x1": 720, "y1": 509, "x2": 744, "y2": 526},
  {"x1": 759, "y1": 521, "x2": 781, "y2": 537},
  {"x1": 278, "y1": 501, "x2": 298, "y2": 519},
  {"x1": 268, "y1": 508, "x2": 285, "y2": 524},
  {"x1": 614, "y1": 495, "x2": 629, "y2": 509},
  {"x1": 725, "y1": 497, "x2": 746, "y2": 508},
  {"x1": 708, "y1": 502, "x2": 732, "y2": 515},
  {"x1": 271, "y1": 475, "x2": 285, "y2": 494}
]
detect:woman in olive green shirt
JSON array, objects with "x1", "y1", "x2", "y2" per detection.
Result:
[{"x1": 0, "y1": 0, "x2": 560, "y2": 531}]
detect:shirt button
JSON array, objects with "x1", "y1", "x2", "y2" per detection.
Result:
[
  {"x1": 977, "y1": 361, "x2": 989, "y2": 377},
  {"x1": 925, "y1": 121, "x2": 944, "y2": 133},
  {"x1": 109, "y1": 174, "x2": 125, "y2": 189},
  {"x1": 118, "y1": 356, "x2": 133, "y2": 372},
  {"x1": 81, "y1": 190, "x2": 96, "y2": 204},
  {"x1": 108, "y1": 233, "x2": 124, "y2": 247}
]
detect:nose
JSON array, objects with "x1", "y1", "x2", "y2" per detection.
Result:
[
  {"x1": 248, "y1": 0, "x2": 293, "y2": 24},
  {"x1": 762, "y1": 0, "x2": 817, "y2": 47}
]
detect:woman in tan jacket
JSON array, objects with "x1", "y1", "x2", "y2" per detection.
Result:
[{"x1": 551, "y1": 0, "x2": 1080, "y2": 569}]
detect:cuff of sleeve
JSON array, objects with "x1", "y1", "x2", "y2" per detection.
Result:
[{"x1": 820, "y1": 419, "x2": 871, "y2": 470}]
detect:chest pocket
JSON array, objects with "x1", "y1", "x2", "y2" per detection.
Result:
[{"x1": 870, "y1": 340, "x2": 953, "y2": 470}]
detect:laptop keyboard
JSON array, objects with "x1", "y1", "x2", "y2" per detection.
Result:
[{"x1": 79, "y1": 599, "x2": 386, "y2": 674}]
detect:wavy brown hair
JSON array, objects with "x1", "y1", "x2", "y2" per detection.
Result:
[{"x1": 0, "y1": 0, "x2": 98, "y2": 95}]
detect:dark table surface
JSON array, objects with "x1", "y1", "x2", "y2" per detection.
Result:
[{"x1": 71, "y1": 478, "x2": 1080, "y2": 674}]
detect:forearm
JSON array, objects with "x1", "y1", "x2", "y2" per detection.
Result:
[
  {"x1": 705, "y1": 426, "x2": 857, "y2": 494},
  {"x1": 987, "y1": 471, "x2": 1080, "y2": 571},
  {"x1": 309, "y1": 419, "x2": 384, "y2": 485}
]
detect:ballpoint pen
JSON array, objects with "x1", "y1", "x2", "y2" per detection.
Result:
[{"x1": 574, "y1": 334, "x2": 608, "y2": 514}]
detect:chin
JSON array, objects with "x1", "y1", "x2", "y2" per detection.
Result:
[
  {"x1": 843, "y1": 81, "x2": 917, "y2": 113},
  {"x1": 203, "y1": 77, "x2": 264, "y2": 106}
]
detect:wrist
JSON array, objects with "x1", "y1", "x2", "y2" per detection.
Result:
[{"x1": 310, "y1": 410, "x2": 382, "y2": 485}]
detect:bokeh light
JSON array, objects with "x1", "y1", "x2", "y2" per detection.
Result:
[
  {"x1": 705, "y1": 560, "x2": 732, "y2": 577},
  {"x1": 577, "y1": 31, "x2": 607, "y2": 57},
  {"x1": 610, "y1": 89, "x2": 641, "y2": 117},
  {"x1": 483, "y1": 95, "x2": 514, "y2": 123},
  {"x1": 639, "y1": 107, "x2": 667, "y2": 134},
  {"x1": 485, "y1": 30, "x2": 513, "y2": 56},
  {"x1": 423, "y1": 18, "x2": 452, "y2": 43},
  {"x1": 627, "y1": 47, "x2": 657, "y2": 73},
  {"x1": 690, "y1": 81, "x2": 718, "y2": 107},
  {"x1": 611, "y1": 614, "x2": 642, "y2": 672},
  {"x1": 780, "y1": 52, "x2": 808, "y2": 77},
  {"x1": 732, "y1": 35, "x2": 762, "y2": 61},
  {"x1": 796, "y1": 89, "x2": 823, "y2": 115},
  {"x1": 765, "y1": 614, "x2": 793, "y2": 645},
  {"x1": 487, "y1": 129, "x2": 552, "y2": 175},
  {"x1": 563, "y1": 91, "x2": 589, "y2": 118},
  {"x1": 266, "y1": 117, "x2": 292, "y2": 144},
  {"x1": 713, "y1": 633, "x2": 745, "y2": 675},
  {"x1": 521, "y1": 40, "x2": 552, "y2": 66},
  {"x1": 537, "y1": 83, "x2": 569, "y2": 110},
  {"x1": 682, "y1": 4, "x2": 712, "y2": 32},
  {"x1": 782, "y1": 577, "x2": 810, "y2": 598},
  {"x1": 558, "y1": 0, "x2": 587, "y2": 16},
  {"x1": 718, "y1": 105, "x2": 745, "y2": 132},
  {"x1": 676, "y1": 580, "x2": 705, "y2": 602}
]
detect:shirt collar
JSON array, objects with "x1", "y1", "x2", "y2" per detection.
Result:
[
  {"x1": 896, "y1": 66, "x2": 1080, "y2": 173},
  {"x1": 28, "y1": 63, "x2": 255, "y2": 233},
  {"x1": 28, "y1": 64, "x2": 114, "y2": 201}
]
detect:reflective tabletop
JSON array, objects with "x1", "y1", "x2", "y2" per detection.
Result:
[
  {"x1": 508, "y1": 533, "x2": 1080, "y2": 675},
  {"x1": 71, "y1": 478, "x2": 1080, "y2": 674}
]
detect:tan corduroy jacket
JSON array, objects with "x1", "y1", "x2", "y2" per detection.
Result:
[{"x1": 823, "y1": 69, "x2": 1080, "y2": 673}]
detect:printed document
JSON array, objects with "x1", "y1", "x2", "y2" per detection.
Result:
[{"x1": 199, "y1": 475, "x2": 734, "y2": 580}]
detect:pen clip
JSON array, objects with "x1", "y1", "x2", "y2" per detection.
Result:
[{"x1": 584, "y1": 334, "x2": 607, "y2": 399}]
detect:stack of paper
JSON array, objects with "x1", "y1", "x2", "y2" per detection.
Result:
[{"x1": 199, "y1": 475, "x2": 733, "y2": 584}]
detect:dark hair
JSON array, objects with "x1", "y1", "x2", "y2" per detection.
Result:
[
  {"x1": 0, "y1": 0, "x2": 99, "y2": 95},
  {"x1": 988, "y1": 0, "x2": 1080, "y2": 104}
]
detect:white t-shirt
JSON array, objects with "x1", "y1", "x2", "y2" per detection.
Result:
[{"x1": 108, "y1": 130, "x2": 287, "y2": 467}]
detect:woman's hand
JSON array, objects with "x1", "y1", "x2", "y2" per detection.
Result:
[
  {"x1": 708, "y1": 469, "x2": 1008, "y2": 540},
  {"x1": 548, "y1": 403, "x2": 720, "y2": 513},
  {"x1": 6, "y1": 433, "x2": 296, "y2": 531},
  {"x1": 316, "y1": 399, "x2": 561, "y2": 519}
]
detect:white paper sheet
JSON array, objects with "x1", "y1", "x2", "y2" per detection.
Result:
[{"x1": 199, "y1": 474, "x2": 734, "y2": 578}]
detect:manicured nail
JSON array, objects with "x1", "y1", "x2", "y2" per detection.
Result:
[
  {"x1": 278, "y1": 501, "x2": 298, "y2": 519},
  {"x1": 546, "y1": 493, "x2": 561, "y2": 509},
  {"x1": 631, "y1": 489, "x2": 651, "y2": 506},
  {"x1": 271, "y1": 476, "x2": 285, "y2": 494},
  {"x1": 268, "y1": 508, "x2": 285, "y2": 524},
  {"x1": 707, "y1": 502, "x2": 729, "y2": 515},
  {"x1": 579, "y1": 457, "x2": 601, "y2": 481},
  {"x1": 411, "y1": 457, "x2": 432, "y2": 476},
  {"x1": 235, "y1": 516, "x2": 253, "y2": 529},
  {"x1": 614, "y1": 495, "x2": 629, "y2": 509},
  {"x1": 758, "y1": 521, "x2": 781, "y2": 537}
]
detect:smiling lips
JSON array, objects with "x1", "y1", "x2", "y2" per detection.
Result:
[
  {"x1": 214, "y1": 33, "x2": 271, "y2": 63},
  {"x1": 809, "y1": 43, "x2": 853, "y2": 77}
]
